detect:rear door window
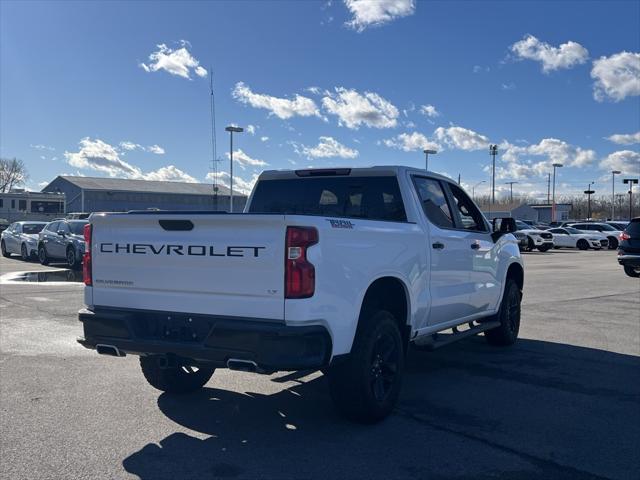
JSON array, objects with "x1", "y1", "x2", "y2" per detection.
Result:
[
  {"x1": 249, "y1": 176, "x2": 407, "y2": 222},
  {"x1": 626, "y1": 221, "x2": 640, "y2": 236},
  {"x1": 412, "y1": 177, "x2": 454, "y2": 229}
]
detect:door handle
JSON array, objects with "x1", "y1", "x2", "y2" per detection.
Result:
[
  {"x1": 471, "y1": 243, "x2": 480, "y2": 250},
  {"x1": 432, "y1": 242, "x2": 445, "y2": 250}
]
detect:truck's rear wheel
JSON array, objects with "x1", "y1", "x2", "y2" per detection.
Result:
[
  {"x1": 327, "y1": 310, "x2": 404, "y2": 423},
  {"x1": 139, "y1": 356, "x2": 214, "y2": 393},
  {"x1": 484, "y1": 279, "x2": 521, "y2": 346},
  {"x1": 624, "y1": 265, "x2": 640, "y2": 278}
]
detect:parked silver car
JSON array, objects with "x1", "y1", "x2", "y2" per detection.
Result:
[{"x1": 1, "y1": 221, "x2": 48, "y2": 260}]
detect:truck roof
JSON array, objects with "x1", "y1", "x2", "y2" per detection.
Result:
[{"x1": 259, "y1": 165, "x2": 454, "y2": 183}]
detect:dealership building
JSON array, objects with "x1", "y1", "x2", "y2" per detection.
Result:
[{"x1": 41, "y1": 176, "x2": 246, "y2": 214}]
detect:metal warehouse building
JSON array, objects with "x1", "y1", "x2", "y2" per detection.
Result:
[{"x1": 41, "y1": 176, "x2": 247, "y2": 213}]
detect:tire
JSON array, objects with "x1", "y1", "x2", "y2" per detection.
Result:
[
  {"x1": 537, "y1": 244, "x2": 551, "y2": 252},
  {"x1": 624, "y1": 265, "x2": 640, "y2": 278},
  {"x1": 139, "y1": 356, "x2": 215, "y2": 393},
  {"x1": 1, "y1": 241, "x2": 9, "y2": 258},
  {"x1": 21, "y1": 243, "x2": 30, "y2": 261},
  {"x1": 38, "y1": 245, "x2": 49, "y2": 265},
  {"x1": 484, "y1": 279, "x2": 521, "y2": 347},
  {"x1": 67, "y1": 246, "x2": 79, "y2": 270},
  {"x1": 327, "y1": 310, "x2": 404, "y2": 423},
  {"x1": 577, "y1": 239, "x2": 589, "y2": 250},
  {"x1": 607, "y1": 237, "x2": 618, "y2": 250}
]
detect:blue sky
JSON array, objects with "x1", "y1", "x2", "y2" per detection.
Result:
[{"x1": 1, "y1": 0, "x2": 639, "y2": 199}]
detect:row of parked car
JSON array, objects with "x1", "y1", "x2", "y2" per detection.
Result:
[
  {"x1": 0, "y1": 218, "x2": 89, "y2": 268},
  {"x1": 512, "y1": 220, "x2": 629, "y2": 252}
]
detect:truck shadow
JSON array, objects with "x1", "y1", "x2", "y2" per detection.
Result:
[{"x1": 122, "y1": 338, "x2": 640, "y2": 480}]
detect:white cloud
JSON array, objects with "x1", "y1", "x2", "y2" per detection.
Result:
[
  {"x1": 607, "y1": 131, "x2": 640, "y2": 145},
  {"x1": 434, "y1": 126, "x2": 490, "y2": 151},
  {"x1": 295, "y1": 136, "x2": 359, "y2": 159},
  {"x1": 591, "y1": 51, "x2": 640, "y2": 102},
  {"x1": 225, "y1": 149, "x2": 268, "y2": 169},
  {"x1": 322, "y1": 87, "x2": 399, "y2": 129},
  {"x1": 66, "y1": 138, "x2": 191, "y2": 181},
  {"x1": 144, "y1": 165, "x2": 197, "y2": 183},
  {"x1": 30, "y1": 144, "x2": 55, "y2": 151},
  {"x1": 119, "y1": 141, "x2": 165, "y2": 155},
  {"x1": 246, "y1": 125, "x2": 256, "y2": 135},
  {"x1": 383, "y1": 132, "x2": 440, "y2": 152},
  {"x1": 147, "y1": 144, "x2": 165, "y2": 155},
  {"x1": 206, "y1": 171, "x2": 258, "y2": 195},
  {"x1": 232, "y1": 82, "x2": 320, "y2": 120},
  {"x1": 260, "y1": 136, "x2": 269, "y2": 142},
  {"x1": 419, "y1": 104, "x2": 439, "y2": 118},
  {"x1": 65, "y1": 138, "x2": 143, "y2": 178},
  {"x1": 510, "y1": 34, "x2": 589, "y2": 72},
  {"x1": 344, "y1": 0, "x2": 415, "y2": 32},
  {"x1": 140, "y1": 40, "x2": 207, "y2": 80},
  {"x1": 599, "y1": 150, "x2": 640, "y2": 175}
]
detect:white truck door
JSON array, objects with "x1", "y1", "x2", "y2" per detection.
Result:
[
  {"x1": 412, "y1": 176, "x2": 475, "y2": 324},
  {"x1": 445, "y1": 182, "x2": 502, "y2": 315}
]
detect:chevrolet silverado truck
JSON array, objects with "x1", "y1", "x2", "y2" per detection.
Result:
[{"x1": 78, "y1": 166, "x2": 524, "y2": 423}]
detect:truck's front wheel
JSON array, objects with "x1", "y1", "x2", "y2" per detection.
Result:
[
  {"x1": 484, "y1": 279, "x2": 521, "y2": 346},
  {"x1": 327, "y1": 310, "x2": 404, "y2": 423},
  {"x1": 139, "y1": 356, "x2": 214, "y2": 393}
]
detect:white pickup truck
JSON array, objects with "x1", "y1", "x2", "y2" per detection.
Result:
[{"x1": 78, "y1": 166, "x2": 524, "y2": 422}]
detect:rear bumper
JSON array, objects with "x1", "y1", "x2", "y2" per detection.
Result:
[
  {"x1": 77, "y1": 307, "x2": 332, "y2": 372},
  {"x1": 618, "y1": 254, "x2": 640, "y2": 268}
]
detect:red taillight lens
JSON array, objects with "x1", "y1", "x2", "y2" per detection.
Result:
[
  {"x1": 285, "y1": 226, "x2": 318, "y2": 299},
  {"x1": 83, "y1": 223, "x2": 92, "y2": 286},
  {"x1": 620, "y1": 231, "x2": 630, "y2": 241}
]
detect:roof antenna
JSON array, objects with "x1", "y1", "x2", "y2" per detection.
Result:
[{"x1": 209, "y1": 66, "x2": 220, "y2": 209}]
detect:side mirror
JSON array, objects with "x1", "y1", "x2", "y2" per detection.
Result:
[
  {"x1": 492, "y1": 217, "x2": 517, "y2": 233},
  {"x1": 491, "y1": 217, "x2": 517, "y2": 242},
  {"x1": 57, "y1": 230, "x2": 66, "y2": 237}
]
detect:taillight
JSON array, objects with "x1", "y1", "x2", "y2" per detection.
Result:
[
  {"x1": 285, "y1": 226, "x2": 318, "y2": 298},
  {"x1": 620, "y1": 231, "x2": 630, "y2": 241},
  {"x1": 83, "y1": 223, "x2": 92, "y2": 286}
]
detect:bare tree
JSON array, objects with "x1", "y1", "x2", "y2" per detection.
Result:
[{"x1": 0, "y1": 158, "x2": 29, "y2": 192}]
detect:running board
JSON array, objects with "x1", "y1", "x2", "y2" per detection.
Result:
[{"x1": 413, "y1": 320, "x2": 501, "y2": 351}]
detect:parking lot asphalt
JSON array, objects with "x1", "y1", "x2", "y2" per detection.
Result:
[{"x1": 0, "y1": 250, "x2": 638, "y2": 480}]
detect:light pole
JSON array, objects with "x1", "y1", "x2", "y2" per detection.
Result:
[
  {"x1": 584, "y1": 182, "x2": 595, "y2": 220},
  {"x1": 504, "y1": 181, "x2": 518, "y2": 202},
  {"x1": 423, "y1": 149, "x2": 437, "y2": 171},
  {"x1": 623, "y1": 178, "x2": 639, "y2": 221},
  {"x1": 489, "y1": 145, "x2": 498, "y2": 204},
  {"x1": 611, "y1": 170, "x2": 621, "y2": 220},
  {"x1": 225, "y1": 126, "x2": 244, "y2": 212},
  {"x1": 472, "y1": 180, "x2": 486, "y2": 200},
  {"x1": 551, "y1": 163, "x2": 563, "y2": 222}
]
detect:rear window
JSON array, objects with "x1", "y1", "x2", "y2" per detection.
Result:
[
  {"x1": 249, "y1": 176, "x2": 407, "y2": 222},
  {"x1": 69, "y1": 221, "x2": 89, "y2": 235},
  {"x1": 22, "y1": 224, "x2": 45, "y2": 234},
  {"x1": 626, "y1": 220, "x2": 640, "y2": 236}
]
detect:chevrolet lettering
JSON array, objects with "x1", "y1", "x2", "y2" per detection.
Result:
[{"x1": 99, "y1": 243, "x2": 266, "y2": 257}]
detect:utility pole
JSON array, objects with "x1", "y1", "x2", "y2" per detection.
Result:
[
  {"x1": 209, "y1": 67, "x2": 220, "y2": 209},
  {"x1": 623, "y1": 178, "x2": 639, "y2": 221},
  {"x1": 457, "y1": 174, "x2": 461, "y2": 185},
  {"x1": 472, "y1": 180, "x2": 485, "y2": 200},
  {"x1": 489, "y1": 145, "x2": 498, "y2": 205},
  {"x1": 423, "y1": 149, "x2": 437, "y2": 171},
  {"x1": 225, "y1": 126, "x2": 244, "y2": 213},
  {"x1": 584, "y1": 182, "x2": 595, "y2": 220},
  {"x1": 611, "y1": 170, "x2": 621, "y2": 220},
  {"x1": 504, "y1": 181, "x2": 518, "y2": 202},
  {"x1": 547, "y1": 173, "x2": 551, "y2": 204},
  {"x1": 551, "y1": 163, "x2": 562, "y2": 222}
]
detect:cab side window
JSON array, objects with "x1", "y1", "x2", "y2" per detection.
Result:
[
  {"x1": 413, "y1": 177, "x2": 454, "y2": 229},
  {"x1": 447, "y1": 183, "x2": 488, "y2": 232}
]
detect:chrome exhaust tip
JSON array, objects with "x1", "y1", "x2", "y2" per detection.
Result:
[
  {"x1": 226, "y1": 358, "x2": 258, "y2": 372},
  {"x1": 96, "y1": 344, "x2": 125, "y2": 357}
]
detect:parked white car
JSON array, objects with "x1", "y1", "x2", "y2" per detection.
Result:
[
  {"x1": 547, "y1": 227, "x2": 606, "y2": 250},
  {"x1": 1, "y1": 221, "x2": 48, "y2": 260},
  {"x1": 568, "y1": 223, "x2": 622, "y2": 249},
  {"x1": 515, "y1": 220, "x2": 554, "y2": 252}
]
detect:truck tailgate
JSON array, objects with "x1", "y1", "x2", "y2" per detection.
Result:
[{"x1": 89, "y1": 213, "x2": 286, "y2": 320}]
